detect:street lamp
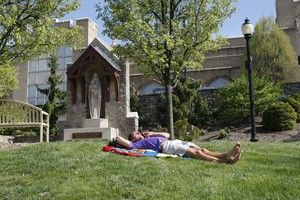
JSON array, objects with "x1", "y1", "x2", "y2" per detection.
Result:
[{"x1": 241, "y1": 18, "x2": 259, "y2": 142}]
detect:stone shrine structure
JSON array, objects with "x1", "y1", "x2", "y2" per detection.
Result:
[{"x1": 63, "y1": 37, "x2": 138, "y2": 141}]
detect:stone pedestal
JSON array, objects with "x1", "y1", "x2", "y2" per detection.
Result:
[
  {"x1": 82, "y1": 118, "x2": 108, "y2": 128},
  {"x1": 63, "y1": 118, "x2": 119, "y2": 141},
  {"x1": 63, "y1": 127, "x2": 119, "y2": 141}
]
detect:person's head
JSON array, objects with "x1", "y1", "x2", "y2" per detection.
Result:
[{"x1": 128, "y1": 132, "x2": 144, "y2": 142}]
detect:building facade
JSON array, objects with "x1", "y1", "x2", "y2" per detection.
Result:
[{"x1": 276, "y1": 0, "x2": 300, "y2": 58}]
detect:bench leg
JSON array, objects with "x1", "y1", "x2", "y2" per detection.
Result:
[
  {"x1": 40, "y1": 125, "x2": 43, "y2": 142},
  {"x1": 46, "y1": 126, "x2": 49, "y2": 142}
]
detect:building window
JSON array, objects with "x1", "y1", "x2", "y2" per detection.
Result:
[
  {"x1": 208, "y1": 78, "x2": 230, "y2": 88},
  {"x1": 27, "y1": 46, "x2": 73, "y2": 105},
  {"x1": 139, "y1": 82, "x2": 165, "y2": 95},
  {"x1": 199, "y1": 78, "x2": 230, "y2": 90}
]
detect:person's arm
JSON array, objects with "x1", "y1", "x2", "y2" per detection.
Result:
[
  {"x1": 116, "y1": 136, "x2": 131, "y2": 148},
  {"x1": 142, "y1": 131, "x2": 170, "y2": 139}
]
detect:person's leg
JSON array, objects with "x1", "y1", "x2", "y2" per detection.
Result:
[
  {"x1": 184, "y1": 143, "x2": 242, "y2": 163},
  {"x1": 184, "y1": 147, "x2": 228, "y2": 163},
  {"x1": 190, "y1": 143, "x2": 241, "y2": 161}
]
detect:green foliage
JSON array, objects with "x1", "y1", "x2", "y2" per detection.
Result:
[
  {"x1": 174, "y1": 118, "x2": 189, "y2": 140},
  {"x1": 282, "y1": 95, "x2": 300, "y2": 122},
  {"x1": 216, "y1": 74, "x2": 282, "y2": 124},
  {"x1": 96, "y1": 0, "x2": 236, "y2": 77},
  {"x1": 0, "y1": 127, "x2": 38, "y2": 136},
  {"x1": 0, "y1": 0, "x2": 83, "y2": 97},
  {"x1": 218, "y1": 128, "x2": 230, "y2": 139},
  {"x1": 158, "y1": 77, "x2": 212, "y2": 128},
  {"x1": 0, "y1": 62, "x2": 18, "y2": 98},
  {"x1": 262, "y1": 102, "x2": 297, "y2": 131},
  {"x1": 174, "y1": 118, "x2": 202, "y2": 141},
  {"x1": 290, "y1": 93, "x2": 300, "y2": 102},
  {"x1": 173, "y1": 77, "x2": 213, "y2": 127},
  {"x1": 251, "y1": 16, "x2": 300, "y2": 82},
  {"x1": 37, "y1": 53, "x2": 66, "y2": 135},
  {"x1": 187, "y1": 126, "x2": 202, "y2": 141}
]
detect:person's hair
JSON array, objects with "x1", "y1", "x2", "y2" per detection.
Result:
[{"x1": 128, "y1": 132, "x2": 135, "y2": 141}]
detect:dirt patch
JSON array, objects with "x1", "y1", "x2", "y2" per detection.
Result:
[{"x1": 201, "y1": 123, "x2": 300, "y2": 142}]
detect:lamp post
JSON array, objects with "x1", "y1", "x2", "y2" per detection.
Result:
[{"x1": 241, "y1": 18, "x2": 259, "y2": 142}]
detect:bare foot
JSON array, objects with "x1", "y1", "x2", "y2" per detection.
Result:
[
  {"x1": 228, "y1": 150, "x2": 243, "y2": 164},
  {"x1": 226, "y1": 143, "x2": 242, "y2": 164}
]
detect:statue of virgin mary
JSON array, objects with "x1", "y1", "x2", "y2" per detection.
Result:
[{"x1": 88, "y1": 73, "x2": 101, "y2": 119}]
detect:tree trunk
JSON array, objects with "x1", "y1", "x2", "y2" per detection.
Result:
[{"x1": 167, "y1": 84, "x2": 174, "y2": 139}]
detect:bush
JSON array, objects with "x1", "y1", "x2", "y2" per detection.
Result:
[
  {"x1": 218, "y1": 127, "x2": 230, "y2": 139},
  {"x1": 262, "y1": 102, "x2": 297, "y2": 131},
  {"x1": 216, "y1": 74, "x2": 282, "y2": 124},
  {"x1": 174, "y1": 118, "x2": 203, "y2": 141},
  {"x1": 282, "y1": 96, "x2": 300, "y2": 122},
  {"x1": 174, "y1": 118, "x2": 188, "y2": 140}
]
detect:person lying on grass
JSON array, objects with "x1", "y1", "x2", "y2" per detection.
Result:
[{"x1": 116, "y1": 131, "x2": 242, "y2": 164}]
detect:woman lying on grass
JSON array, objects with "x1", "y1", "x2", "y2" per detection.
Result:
[{"x1": 116, "y1": 131, "x2": 242, "y2": 164}]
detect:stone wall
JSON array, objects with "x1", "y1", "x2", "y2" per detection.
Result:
[{"x1": 276, "y1": 0, "x2": 300, "y2": 56}]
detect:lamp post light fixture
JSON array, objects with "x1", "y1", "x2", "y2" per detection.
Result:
[{"x1": 241, "y1": 18, "x2": 259, "y2": 142}]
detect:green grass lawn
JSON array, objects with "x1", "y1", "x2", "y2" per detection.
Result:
[{"x1": 1, "y1": 140, "x2": 299, "y2": 200}]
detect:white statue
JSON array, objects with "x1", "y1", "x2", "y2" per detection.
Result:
[{"x1": 89, "y1": 73, "x2": 101, "y2": 119}]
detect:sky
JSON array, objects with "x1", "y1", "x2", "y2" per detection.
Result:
[{"x1": 64, "y1": 0, "x2": 276, "y2": 45}]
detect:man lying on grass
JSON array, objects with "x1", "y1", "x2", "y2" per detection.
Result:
[{"x1": 116, "y1": 131, "x2": 242, "y2": 164}]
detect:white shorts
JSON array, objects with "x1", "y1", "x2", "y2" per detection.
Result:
[{"x1": 162, "y1": 140, "x2": 197, "y2": 157}]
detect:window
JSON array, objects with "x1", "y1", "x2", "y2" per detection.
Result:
[
  {"x1": 139, "y1": 82, "x2": 165, "y2": 95},
  {"x1": 29, "y1": 61, "x2": 38, "y2": 72},
  {"x1": 65, "y1": 47, "x2": 72, "y2": 57},
  {"x1": 38, "y1": 59, "x2": 47, "y2": 71},
  {"x1": 27, "y1": 45, "x2": 71, "y2": 105},
  {"x1": 57, "y1": 46, "x2": 64, "y2": 57},
  {"x1": 28, "y1": 73, "x2": 36, "y2": 84},
  {"x1": 58, "y1": 58, "x2": 64, "y2": 70},
  {"x1": 36, "y1": 72, "x2": 46, "y2": 84},
  {"x1": 28, "y1": 85, "x2": 36, "y2": 97}
]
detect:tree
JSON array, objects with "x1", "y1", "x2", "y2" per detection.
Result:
[
  {"x1": 0, "y1": 0, "x2": 83, "y2": 97},
  {"x1": 172, "y1": 77, "x2": 212, "y2": 128},
  {"x1": 37, "y1": 53, "x2": 67, "y2": 135},
  {"x1": 96, "y1": 0, "x2": 237, "y2": 139},
  {"x1": 157, "y1": 77, "x2": 212, "y2": 130},
  {"x1": 0, "y1": 62, "x2": 18, "y2": 98},
  {"x1": 251, "y1": 17, "x2": 300, "y2": 83}
]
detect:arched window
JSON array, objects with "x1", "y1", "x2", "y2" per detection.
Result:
[
  {"x1": 138, "y1": 81, "x2": 165, "y2": 95},
  {"x1": 207, "y1": 78, "x2": 230, "y2": 88},
  {"x1": 199, "y1": 76, "x2": 231, "y2": 90}
]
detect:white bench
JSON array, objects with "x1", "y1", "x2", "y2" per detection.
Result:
[{"x1": 0, "y1": 99, "x2": 49, "y2": 142}]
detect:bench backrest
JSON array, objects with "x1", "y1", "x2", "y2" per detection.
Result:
[{"x1": 0, "y1": 99, "x2": 44, "y2": 125}]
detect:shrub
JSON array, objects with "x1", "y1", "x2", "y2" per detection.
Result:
[
  {"x1": 216, "y1": 74, "x2": 282, "y2": 124},
  {"x1": 282, "y1": 96, "x2": 300, "y2": 122},
  {"x1": 262, "y1": 102, "x2": 297, "y2": 131},
  {"x1": 174, "y1": 118, "x2": 188, "y2": 140},
  {"x1": 174, "y1": 118, "x2": 203, "y2": 141},
  {"x1": 290, "y1": 93, "x2": 300, "y2": 102}
]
